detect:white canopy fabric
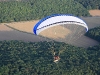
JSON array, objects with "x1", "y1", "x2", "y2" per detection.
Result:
[{"x1": 33, "y1": 14, "x2": 88, "y2": 35}]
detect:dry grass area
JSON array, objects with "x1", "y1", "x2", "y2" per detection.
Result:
[
  {"x1": 6, "y1": 20, "x2": 39, "y2": 33},
  {"x1": 6, "y1": 20, "x2": 72, "y2": 39},
  {"x1": 0, "y1": 24, "x2": 13, "y2": 31},
  {"x1": 40, "y1": 25, "x2": 71, "y2": 39},
  {"x1": 89, "y1": 9, "x2": 100, "y2": 16}
]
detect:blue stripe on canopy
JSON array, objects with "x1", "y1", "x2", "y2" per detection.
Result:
[
  {"x1": 33, "y1": 14, "x2": 87, "y2": 35},
  {"x1": 33, "y1": 14, "x2": 73, "y2": 34}
]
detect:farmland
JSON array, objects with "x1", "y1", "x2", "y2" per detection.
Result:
[{"x1": 0, "y1": 16, "x2": 100, "y2": 48}]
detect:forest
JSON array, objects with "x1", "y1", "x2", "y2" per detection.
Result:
[
  {"x1": 0, "y1": 26, "x2": 100, "y2": 75},
  {"x1": 0, "y1": 0, "x2": 100, "y2": 75},
  {"x1": 85, "y1": 26, "x2": 100, "y2": 42},
  {"x1": 1, "y1": 0, "x2": 100, "y2": 23},
  {"x1": 0, "y1": 40, "x2": 100, "y2": 75},
  {"x1": 0, "y1": 0, "x2": 90, "y2": 23},
  {"x1": 75, "y1": 0, "x2": 100, "y2": 9}
]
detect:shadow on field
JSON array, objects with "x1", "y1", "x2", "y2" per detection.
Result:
[{"x1": 0, "y1": 30, "x2": 98, "y2": 48}]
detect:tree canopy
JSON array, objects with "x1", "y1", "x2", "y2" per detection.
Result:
[
  {"x1": 85, "y1": 26, "x2": 100, "y2": 42},
  {"x1": 0, "y1": 0, "x2": 90, "y2": 23},
  {"x1": 75, "y1": 0, "x2": 100, "y2": 9},
  {"x1": 0, "y1": 0, "x2": 100, "y2": 75},
  {"x1": 0, "y1": 26, "x2": 100, "y2": 75},
  {"x1": 0, "y1": 40, "x2": 100, "y2": 75}
]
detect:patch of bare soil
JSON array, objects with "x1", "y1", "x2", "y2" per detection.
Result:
[
  {"x1": 89, "y1": 9, "x2": 100, "y2": 16},
  {"x1": 0, "y1": 24, "x2": 13, "y2": 31}
]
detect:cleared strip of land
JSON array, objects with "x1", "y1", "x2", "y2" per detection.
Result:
[{"x1": 0, "y1": 16, "x2": 100, "y2": 48}]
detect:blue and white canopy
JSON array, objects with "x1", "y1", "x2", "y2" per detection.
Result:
[{"x1": 33, "y1": 14, "x2": 88, "y2": 35}]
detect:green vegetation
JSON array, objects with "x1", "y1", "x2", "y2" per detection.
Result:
[
  {"x1": 0, "y1": 0, "x2": 100, "y2": 75},
  {"x1": 1, "y1": 26, "x2": 100, "y2": 75},
  {"x1": 0, "y1": 0, "x2": 90, "y2": 23},
  {"x1": 85, "y1": 26, "x2": 100, "y2": 42},
  {"x1": 0, "y1": 40, "x2": 100, "y2": 75},
  {"x1": 75, "y1": 0, "x2": 100, "y2": 9}
]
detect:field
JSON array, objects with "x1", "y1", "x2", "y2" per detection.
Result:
[
  {"x1": 0, "y1": 24, "x2": 47, "y2": 42},
  {"x1": 89, "y1": 9, "x2": 100, "y2": 16},
  {"x1": 0, "y1": 23, "x2": 12, "y2": 31},
  {"x1": 6, "y1": 20, "x2": 39, "y2": 33},
  {"x1": 0, "y1": 10, "x2": 100, "y2": 48},
  {"x1": 40, "y1": 25, "x2": 71, "y2": 39}
]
